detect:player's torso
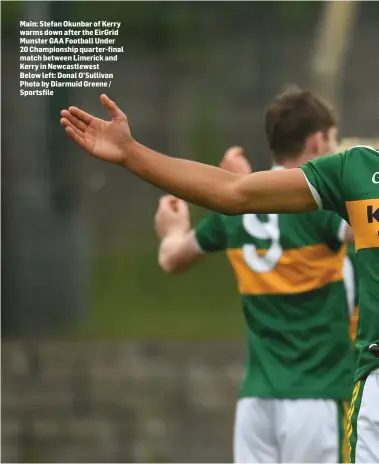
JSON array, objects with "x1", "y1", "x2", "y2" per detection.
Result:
[
  {"x1": 343, "y1": 147, "x2": 379, "y2": 380},
  {"x1": 220, "y1": 212, "x2": 354, "y2": 400}
]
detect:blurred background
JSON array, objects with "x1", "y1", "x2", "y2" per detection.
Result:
[{"x1": 1, "y1": 1, "x2": 378, "y2": 462}]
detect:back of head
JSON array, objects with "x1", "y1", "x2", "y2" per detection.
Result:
[{"x1": 265, "y1": 87, "x2": 338, "y2": 164}]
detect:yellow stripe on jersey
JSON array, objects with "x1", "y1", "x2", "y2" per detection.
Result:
[
  {"x1": 350, "y1": 306, "x2": 359, "y2": 343},
  {"x1": 342, "y1": 401, "x2": 350, "y2": 464},
  {"x1": 226, "y1": 244, "x2": 345, "y2": 295},
  {"x1": 346, "y1": 199, "x2": 379, "y2": 251},
  {"x1": 347, "y1": 380, "x2": 361, "y2": 457}
]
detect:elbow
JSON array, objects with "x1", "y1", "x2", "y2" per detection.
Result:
[{"x1": 219, "y1": 177, "x2": 250, "y2": 215}]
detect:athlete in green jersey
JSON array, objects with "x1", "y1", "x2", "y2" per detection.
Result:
[
  {"x1": 301, "y1": 146, "x2": 379, "y2": 463},
  {"x1": 194, "y1": 207, "x2": 353, "y2": 402},
  {"x1": 154, "y1": 91, "x2": 355, "y2": 462},
  {"x1": 156, "y1": 180, "x2": 353, "y2": 463},
  {"x1": 60, "y1": 91, "x2": 379, "y2": 464},
  {"x1": 155, "y1": 91, "x2": 356, "y2": 463},
  {"x1": 302, "y1": 147, "x2": 379, "y2": 381}
]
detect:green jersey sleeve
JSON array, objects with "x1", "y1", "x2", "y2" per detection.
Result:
[
  {"x1": 195, "y1": 212, "x2": 227, "y2": 253},
  {"x1": 300, "y1": 152, "x2": 347, "y2": 219}
]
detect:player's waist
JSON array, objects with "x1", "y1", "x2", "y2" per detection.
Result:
[
  {"x1": 239, "y1": 371, "x2": 353, "y2": 400},
  {"x1": 243, "y1": 345, "x2": 354, "y2": 379}
]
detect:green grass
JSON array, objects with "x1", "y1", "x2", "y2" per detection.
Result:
[{"x1": 75, "y1": 243, "x2": 243, "y2": 340}]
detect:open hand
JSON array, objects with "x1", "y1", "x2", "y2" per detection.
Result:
[{"x1": 60, "y1": 94, "x2": 132, "y2": 165}]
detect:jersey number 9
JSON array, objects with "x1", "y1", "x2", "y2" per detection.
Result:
[{"x1": 242, "y1": 214, "x2": 283, "y2": 272}]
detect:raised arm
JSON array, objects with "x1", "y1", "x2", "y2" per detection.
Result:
[{"x1": 60, "y1": 95, "x2": 318, "y2": 215}]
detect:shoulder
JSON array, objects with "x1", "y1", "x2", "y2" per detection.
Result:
[
  {"x1": 341, "y1": 144, "x2": 379, "y2": 178},
  {"x1": 344, "y1": 145, "x2": 379, "y2": 159},
  {"x1": 345, "y1": 145, "x2": 378, "y2": 153}
]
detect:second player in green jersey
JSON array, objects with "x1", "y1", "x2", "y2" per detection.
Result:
[{"x1": 196, "y1": 208, "x2": 353, "y2": 400}]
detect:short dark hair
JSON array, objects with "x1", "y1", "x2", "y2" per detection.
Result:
[{"x1": 264, "y1": 88, "x2": 338, "y2": 162}]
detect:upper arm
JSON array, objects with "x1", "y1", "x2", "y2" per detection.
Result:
[{"x1": 234, "y1": 168, "x2": 318, "y2": 214}]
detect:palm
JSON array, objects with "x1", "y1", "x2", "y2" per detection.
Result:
[
  {"x1": 84, "y1": 117, "x2": 130, "y2": 164},
  {"x1": 60, "y1": 94, "x2": 132, "y2": 165}
]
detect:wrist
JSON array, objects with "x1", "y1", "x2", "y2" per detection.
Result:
[
  {"x1": 121, "y1": 138, "x2": 138, "y2": 167},
  {"x1": 160, "y1": 228, "x2": 188, "y2": 241}
]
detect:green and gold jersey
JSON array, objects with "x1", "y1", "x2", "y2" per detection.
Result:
[
  {"x1": 195, "y1": 207, "x2": 354, "y2": 400},
  {"x1": 301, "y1": 146, "x2": 379, "y2": 381}
]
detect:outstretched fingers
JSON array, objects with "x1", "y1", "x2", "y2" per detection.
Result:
[
  {"x1": 64, "y1": 127, "x2": 87, "y2": 150},
  {"x1": 68, "y1": 106, "x2": 94, "y2": 125},
  {"x1": 60, "y1": 118, "x2": 89, "y2": 150},
  {"x1": 61, "y1": 109, "x2": 87, "y2": 132},
  {"x1": 60, "y1": 117, "x2": 85, "y2": 138},
  {"x1": 100, "y1": 94, "x2": 126, "y2": 121}
]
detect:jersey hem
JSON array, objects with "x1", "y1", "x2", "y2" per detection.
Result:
[{"x1": 354, "y1": 361, "x2": 379, "y2": 382}]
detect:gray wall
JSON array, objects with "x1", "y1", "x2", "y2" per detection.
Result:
[{"x1": 2, "y1": 341, "x2": 244, "y2": 463}]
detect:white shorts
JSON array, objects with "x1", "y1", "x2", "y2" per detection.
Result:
[
  {"x1": 349, "y1": 368, "x2": 379, "y2": 463},
  {"x1": 234, "y1": 397, "x2": 348, "y2": 463}
]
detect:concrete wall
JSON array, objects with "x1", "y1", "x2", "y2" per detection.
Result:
[{"x1": 2, "y1": 341, "x2": 245, "y2": 463}]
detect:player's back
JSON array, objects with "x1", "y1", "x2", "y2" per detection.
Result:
[{"x1": 196, "y1": 210, "x2": 354, "y2": 400}]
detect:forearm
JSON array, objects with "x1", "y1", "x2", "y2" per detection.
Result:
[
  {"x1": 158, "y1": 231, "x2": 203, "y2": 273},
  {"x1": 124, "y1": 141, "x2": 244, "y2": 214},
  {"x1": 123, "y1": 141, "x2": 317, "y2": 214}
]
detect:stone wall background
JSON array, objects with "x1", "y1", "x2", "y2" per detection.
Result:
[{"x1": 2, "y1": 342, "x2": 244, "y2": 463}]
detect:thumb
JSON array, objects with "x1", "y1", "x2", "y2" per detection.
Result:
[
  {"x1": 174, "y1": 198, "x2": 188, "y2": 213},
  {"x1": 100, "y1": 94, "x2": 126, "y2": 121},
  {"x1": 158, "y1": 195, "x2": 178, "y2": 213},
  {"x1": 169, "y1": 196, "x2": 182, "y2": 212}
]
